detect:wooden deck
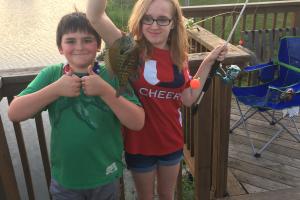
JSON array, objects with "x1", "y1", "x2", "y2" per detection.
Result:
[{"x1": 223, "y1": 99, "x2": 300, "y2": 199}]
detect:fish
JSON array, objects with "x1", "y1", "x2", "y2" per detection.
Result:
[{"x1": 103, "y1": 34, "x2": 140, "y2": 97}]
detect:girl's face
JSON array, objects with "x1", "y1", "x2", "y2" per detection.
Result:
[
  {"x1": 142, "y1": 0, "x2": 174, "y2": 49},
  {"x1": 59, "y1": 31, "x2": 98, "y2": 72}
]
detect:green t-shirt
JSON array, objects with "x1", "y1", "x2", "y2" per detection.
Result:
[{"x1": 19, "y1": 63, "x2": 140, "y2": 189}]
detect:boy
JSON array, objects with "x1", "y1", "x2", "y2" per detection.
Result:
[{"x1": 8, "y1": 11, "x2": 145, "y2": 200}]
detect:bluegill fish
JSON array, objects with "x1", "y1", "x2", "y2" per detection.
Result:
[{"x1": 103, "y1": 34, "x2": 140, "y2": 97}]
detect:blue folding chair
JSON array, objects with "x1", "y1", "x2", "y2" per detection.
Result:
[{"x1": 230, "y1": 36, "x2": 300, "y2": 157}]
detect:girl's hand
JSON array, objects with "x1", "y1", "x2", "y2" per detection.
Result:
[{"x1": 207, "y1": 44, "x2": 228, "y2": 63}]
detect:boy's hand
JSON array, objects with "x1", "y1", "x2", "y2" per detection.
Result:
[
  {"x1": 81, "y1": 65, "x2": 112, "y2": 97},
  {"x1": 55, "y1": 73, "x2": 81, "y2": 97}
]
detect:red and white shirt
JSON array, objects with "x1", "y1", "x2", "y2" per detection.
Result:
[{"x1": 123, "y1": 47, "x2": 191, "y2": 155}]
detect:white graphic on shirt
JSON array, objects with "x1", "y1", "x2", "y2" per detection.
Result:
[
  {"x1": 144, "y1": 60, "x2": 160, "y2": 85},
  {"x1": 139, "y1": 88, "x2": 181, "y2": 100},
  {"x1": 178, "y1": 108, "x2": 182, "y2": 127},
  {"x1": 105, "y1": 162, "x2": 118, "y2": 175}
]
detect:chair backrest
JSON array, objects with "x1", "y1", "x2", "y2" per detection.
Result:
[
  {"x1": 232, "y1": 36, "x2": 300, "y2": 110},
  {"x1": 277, "y1": 36, "x2": 300, "y2": 85}
]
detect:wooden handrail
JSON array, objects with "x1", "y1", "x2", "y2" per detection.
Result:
[
  {"x1": 187, "y1": 26, "x2": 249, "y2": 65},
  {"x1": 182, "y1": 1, "x2": 300, "y2": 18}
]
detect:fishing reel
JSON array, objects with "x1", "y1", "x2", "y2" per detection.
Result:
[
  {"x1": 190, "y1": 64, "x2": 241, "y2": 89},
  {"x1": 216, "y1": 64, "x2": 241, "y2": 84},
  {"x1": 191, "y1": 63, "x2": 241, "y2": 115}
]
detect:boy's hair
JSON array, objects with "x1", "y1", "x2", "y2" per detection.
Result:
[
  {"x1": 56, "y1": 11, "x2": 101, "y2": 49},
  {"x1": 128, "y1": 0, "x2": 188, "y2": 70}
]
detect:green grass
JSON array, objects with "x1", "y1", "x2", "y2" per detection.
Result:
[
  {"x1": 181, "y1": 161, "x2": 195, "y2": 200},
  {"x1": 106, "y1": 0, "x2": 135, "y2": 30}
]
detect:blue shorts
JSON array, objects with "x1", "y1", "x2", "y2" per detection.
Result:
[{"x1": 125, "y1": 149, "x2": 183, "y2": 173}]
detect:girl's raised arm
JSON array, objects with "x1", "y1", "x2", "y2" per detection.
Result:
[{"x1": 87, "y1": 0, "x2": 123, "y2": 46}]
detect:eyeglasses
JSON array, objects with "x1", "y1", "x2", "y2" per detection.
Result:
[{"x1": 142, "y1": 15, "x2": 173, "y2": 26}]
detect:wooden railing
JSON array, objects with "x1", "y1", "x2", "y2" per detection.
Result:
[
  {"x1": 183, "y1": 26, "x2": 250, "y2": 200},
  {"x1": 0, "y1": 67, "x2": 49, "y2": 200},
  {"x1": 182, "y1": 0, "x2": 300, "y2": 44}
]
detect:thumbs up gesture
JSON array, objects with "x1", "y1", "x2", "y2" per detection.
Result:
[
  {"x1": 54, "y1": 67, "x2": 81, "y2": 97},
  {"x1": 82, "y1": 65, "x2": 110, "y2": 97},
  {"x1": 87, "y1": 64, "x2": 96, "y2": 76}
]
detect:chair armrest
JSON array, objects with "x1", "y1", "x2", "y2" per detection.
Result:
[
  {"x1": 264, "y1": 82, "x2": 300, "y2": 105},
  {"x1": 269, "y1": 81, "x2": 300, "y2": 93},
  {"x1": 244, "y1": 61, "x2": 275, "y2": 72}
]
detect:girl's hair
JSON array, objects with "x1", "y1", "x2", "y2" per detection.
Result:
[
  {"x1": 56, "y1": 11, "x2": 101, "y2": 49},
  {"x1": 128, "y1": 0, "x2": 188, "y2": 70}
]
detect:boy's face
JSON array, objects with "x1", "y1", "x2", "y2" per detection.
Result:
[{"x1": 59, "y1": 31, "x2": 98, "y2": 72}]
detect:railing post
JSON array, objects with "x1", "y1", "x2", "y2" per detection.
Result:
[
  {"x1": 0, "y1": 77, "x2": 2, "y2": 99},
  {"x1": 292, "y1": 10, "x2": 300, "y2": 28},
  {"x1": 7, "y1": 96, "x2": 35, "y2": 200},
  {"x1": 0, "y1": 114, "x2": 21, "y2": 200},
  {"x1": 211, "y1": 78, "x2": 232, "y2": 198},
  {"x1": 194, "y1": 85, "x2": 213, "y2": 200}
]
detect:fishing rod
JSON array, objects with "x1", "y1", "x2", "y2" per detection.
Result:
[{"x1": 191, "y1": 0, "x2": 248, "y2": 115}]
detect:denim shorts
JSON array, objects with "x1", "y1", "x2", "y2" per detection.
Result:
[{"x1": 125, "y1": 149, "x2": 183, "y2": 173}]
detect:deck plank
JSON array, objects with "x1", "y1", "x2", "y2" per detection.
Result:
[
  {"x1": 229, "y1": 147, "x2": 300, "y2": 178},
  {"x1": 228, "y1": 98, "x2": 300, "y2": 199},
  {"x1": 229, "y1": 168, "x2": 291, "y2": 191},
  {"x1": 226, "y1": 169, "x2": 246, "y2": 196},
  {"x1": 218, "y1": 187, "x2": 300, "y2": 200},
  {"x1": 240, "y1": 182, "x2": 267, "y2": 194}
]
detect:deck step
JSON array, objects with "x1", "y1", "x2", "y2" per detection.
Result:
[{"x1": 218, "y1": 187, "x2": 300, "y2": 200}]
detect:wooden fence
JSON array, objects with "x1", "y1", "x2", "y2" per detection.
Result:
[
  {"x1": 182, "y1": 0, "x2": 300, "y2": 45},
  {"x1": 241, "y1": 27, "x2": 300, "y2": 62}
]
